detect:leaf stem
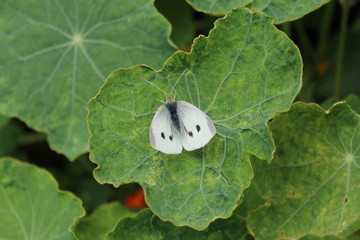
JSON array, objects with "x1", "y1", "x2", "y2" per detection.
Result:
[
  {"x1": 18, "y1": 133, "x2": 47, "y2": 146},
  {"x1": 316, "y1": 1, "x2": 335, "y2": 61},
  {"x1": 334, "y1": 2, "x2": 350, "y2": 98}
]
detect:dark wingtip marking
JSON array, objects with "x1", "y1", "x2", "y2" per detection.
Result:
[
  {"x1": 169, "y1": 136, "x2": 173, "y2": 141},
  {"x1": 196, "y1": 125, "x2": 201, "y2": 132},
  {"x1": 161, "y1": 132, "x2": 165, "y2": 139},
  {"x1": 189, "y1": 131, "x2": 193, "y2": 137}
]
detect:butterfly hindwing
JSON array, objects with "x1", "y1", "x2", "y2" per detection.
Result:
[
  {"x1": 176, "y1": 101, "x2": 216, "y2": 151},
  {"x1": 150, "y1": 104, "x2": 183, "y2": 154}
]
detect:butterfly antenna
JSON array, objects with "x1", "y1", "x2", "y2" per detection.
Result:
[
  {"x1": 156, "y1": 99, "x2": 165, "y2": 104},
  {"x1": 143, "y1": 78, "x2": 167, "y2": 96},
  {"x1": 170, "y1": 68, "x2": 188, "y2": 96}
]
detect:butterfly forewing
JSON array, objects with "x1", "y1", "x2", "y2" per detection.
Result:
[
  {"x1": 176, "y1": 101, "x2": 216, "y2": 151},
  {"x1": 150, "y1": 104, "x2": 183, "y2": 154}
]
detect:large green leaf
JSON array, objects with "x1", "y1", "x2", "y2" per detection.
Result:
[
  {"x1": 185, "y1": 0, "x2": 330, "y2": 23},
  {"x1": 185, "y1": 0, "x2": 251, "y2": 15},
  {"x1": 0, "y1": 0, "x2": 175, "y2": 160},
  {"x1": 87, "y1": 7, "x2": 302, "y2": 229},
  {"x1": 74, "y1": 202, "x2": 136, "y2": 240},
  {"x1": 247, "y1": 102, "x2": 360, "y2": 239},
  {"x1": 251, "y1": 0, "x2": 331, "y2": 23},
  {"x1": 0, "y1": 158, "x2": 84, "y2": 239},
  {"x1": 106, "y1": 208, "x2": 249, "y2": 239}
]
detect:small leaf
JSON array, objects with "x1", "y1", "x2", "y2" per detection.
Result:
[
  {"x1": 247, "y1": 102, "x2": 360, "y2": 239},
  {"x1": 87, "y1": 7, "x2": 302, "y2": 229},
  {"x1": 0, "y1": 158, "x2": 84, "y2": 239},
  {"x1": 346, "y1": 94, "x2": 360, "y2": 114},
  {"x1": 0, "y1": 116, "x2": 22, "y2": 156},
  {"x1": 155, "y1": 0, "x2": 195, "y2": 49},
  {"x1": 321, "y1": 94, "x2": 360, "y2": 113},
  {"x1": 106, "y1": 208, "x2": 249, "y2": 240},
  {"x1": 185, "y1": 0, "x2": 331, "y2": 23},
  {"x1": 0, "y1": 0, "x2": 175, "y2": 160},
  {"x1": 74, "y1": 202, "x2": 136, "y2": 240}
]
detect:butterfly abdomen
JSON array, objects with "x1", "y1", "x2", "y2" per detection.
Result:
[{"x1": 165, "y1": 102, "x2": 181, "y2": 134}]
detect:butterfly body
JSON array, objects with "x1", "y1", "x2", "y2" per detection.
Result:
[
  {"x1": 165, "y1": 101, "x2": 181, "y2": 134},
  {"x1": 150, "y1": 95, "x2": 216, "y2": 154}
]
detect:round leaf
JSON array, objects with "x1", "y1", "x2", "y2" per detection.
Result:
[
  {"x1": 0, "y1": 158, "x2": 84, "y2": 239},
  {"x1": 0, "y1": 0, "x2": 174, "y2": 160},
  {"x1": 247, "y1": 102, "x2": 360, "y2": 239},
  {"x1": 251, "y1": 0, "x2": 331, "y2": 23},
  {"x1": 74, "y1": 202, "x2": 136, "y2": 240},
  {"x1": 87, "y1": 7, "x2": 302, "y2": 229},
  {"x1": 185, "y1": 0, "x2": 330, "y2": 24},
  {"x1": 106, "y1": 208, "x2": 249, "y2": 240}
]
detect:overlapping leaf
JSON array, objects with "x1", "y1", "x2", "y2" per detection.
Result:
[
  {"x1": 0, "y1": 0, "x2": 174, "y2": 160},
  {"x1": 0, "y1": 115, "x2": 21, "y2": 156},
  {"x1": 74, "y1": 202, "x2": 136, "y2": 240},
  {"x1": 346, "y1": 94, "x2": 360, "y2": 114},
  {"x1": 87, "y1": 7, "x2": 302, "y2": 229},
  {"x1": 106, "y1": 208, "x2": 248, "y2": 240},
  {"x1": 247, "y1": 102, "x2": 360, "y2": 239},
  {"x1": 185, "y1": 0, "x2": 250, "y2": 15},
  {"x1": 322, "y1": 95, "x2": 360, "y2": 113},
  {"x1": 251, "y1": 0, "x2": 331, "y2": 23},
  {"x1": 0, "y1": 158, "x2": 84, "y2": 239},
  {"x1": 185, "y1": 0, "x2": 330, "y2": 23},
  {"x1": 155, "y1": 0, "x2": 195, "y2": 48}
]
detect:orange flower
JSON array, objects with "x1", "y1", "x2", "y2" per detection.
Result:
[
  {"x1": 316, "y1": 61, "x2": 328, "y2": 74},
  {"x1": 125, "y1": 187, "x2": 148, "y2": 209}
]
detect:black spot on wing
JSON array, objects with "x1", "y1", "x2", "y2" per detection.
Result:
[
  {"x1": 196, "y1": 125, "x2": 201, "y2": 132},
  {"x1": 169, "y1": 135, "x2": 173, "y2": 141},
  {"x1": 161, "y1": 132, "x2": 165, "y2": 139},
  {"x1": 188, "y1": 131, "x2": 193, "y2": 137}
]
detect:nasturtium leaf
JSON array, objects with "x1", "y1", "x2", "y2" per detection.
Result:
[
  {"x1": 87, "y1": 7, "x2": 301, "y2": 229},
  {"x1": 185, "y1": 0, "x2": 250, "y2": 15},
  {"x1": 346, "y1": 94, "x2": 360, "y2": 114},
  {"x1": 185, "y1": 0, "x2": 330, "y2": 24},
  {"x1": 321, "y1": 98, "x2": 342, "y2": 110},
  {"x1": 300, "y1": 235, "x2": 340, "y2": 240},
  {"x1": 155, "y1": 0, "x2": 195, "y2": 49},
  {"x1": 0, "y1": 115, "x2": 21, "y2": 156},
  {"x1": 0, "y1": 0, "x2": 175, "y2": 160},
  {"x1": 251, "y1": 0, "x2": 331, "y2": 23},
  {"x1": 74, "y1": 202, "x2": 136, "y2": 240},
  {"x1": 348, "y1": 232, "x2": 360, "y2": 240},
  {"x1": 247, "y1": 102, "x2": 360, "y2": 239},
  {"x1": 0, "y1": 158, "x2": 84, "y2": 239},
  {"x1": 321, "y1": 95, "x2": 360, "y2": 114},
  {"x1": 237, "y1": 180, "x2": 265, "y2": 218},
  {"x1": 106, "y1": 208, "x2": 249, "y2": 240}
]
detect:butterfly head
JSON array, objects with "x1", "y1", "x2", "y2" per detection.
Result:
[{"x1": 166, "y1": 95, "x2": 176, "y2": 103}]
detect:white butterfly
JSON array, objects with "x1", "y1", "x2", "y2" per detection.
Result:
[{"x1": 145, "y1": 72, "x2": 216, "y2": 154}]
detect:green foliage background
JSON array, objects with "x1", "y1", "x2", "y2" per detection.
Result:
[{"x1": 0, "y1": 0, "x2": 360, "y2": 239}]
